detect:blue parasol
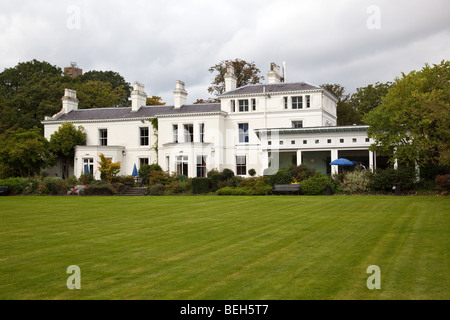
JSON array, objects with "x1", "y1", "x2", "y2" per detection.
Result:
[
  {"x1": 329, "y1": 158, "x2": 356, "y2": 166},
  {"x1": 132, "y1": 163, "x2": 138, "y2": 177}
]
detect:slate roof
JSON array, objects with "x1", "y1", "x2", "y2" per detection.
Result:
[
  {"x1": 49, "y1": 103, "x2": 221, "y2": 121},
  {"x1": 220, "y1": 82, "x2": 321, "y2": 96}
]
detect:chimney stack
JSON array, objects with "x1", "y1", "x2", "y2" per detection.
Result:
[
  {"x1": 62, "y1": 89, "x2": 79, "y2": 114},
  {"x1": 173, "y1": 80, "x2": 188, "y2": 109},
  {"x1": 267, "y1": 62, "x2": 282, "y2": 84},
  {"x1": 224, "y1": 64, "x2": 237, "y2": 92},
  {"x1": 131, "y1": 82, "x2": 147, "y2": 112}
]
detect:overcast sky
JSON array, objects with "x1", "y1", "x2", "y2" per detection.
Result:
[{"x1": 1, "y1": 0, "x2": 449, "y2": 104}]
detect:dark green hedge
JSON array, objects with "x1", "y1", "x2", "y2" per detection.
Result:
[{"x1": 192, "y1": 178, "x2": 211, "y2": 194}]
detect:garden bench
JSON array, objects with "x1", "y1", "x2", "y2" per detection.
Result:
[
  {"x1": 273, "y1": 184, "x2": 301, "y2": 195},
  {"x1": 0, "y1": 186, "x2": 9, "y2": 196}
]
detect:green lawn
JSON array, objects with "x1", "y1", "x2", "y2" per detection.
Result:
[{"x1": 0, "y1": 195, "x2": 448, "y2": 300}]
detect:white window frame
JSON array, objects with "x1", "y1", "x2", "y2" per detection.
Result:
[
  {"x1": 175, "y1": 155, "x2": 189, "y2": 176},
  {"x1": 196, "y1": 155, "x2": 207, "y2": 177},
  {"x1": 238, "y1": 99, "x2": 249, "y2": 112},
  {"x1": 292, "y1": 120, "x2": 303, "y2": 128},
  {"x1": 238, "y1": 123, "x2": 249, "y2": 143},
  {"x1": 184, "y1": 124, "x2": 193, "y2": 143},
  {"x1": 173, "y1": 124, "x2": 178, "y2": 143},
  {"x1": 139, "y1": 127, "x2": 149, "y2": 146},
  {"x1": 292, "y1": 96, "x2": 303, "y2": 109},
  {"x1": 236, "y1": 155, "x2": 247, "y2": 176},
  {"x1": 99, "y1": 129, "x2": 108, "y2": 146}
]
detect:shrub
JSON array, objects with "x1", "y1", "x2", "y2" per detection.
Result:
[
  {"x1": 0, "y1": 178, "x2": 25, "y2": 194},
  {"x1": 227, "y1": 176, "x2": 243, "y2": 187},
  {"x1": 221, "y1": 168, "x2": 235, "y2": 180},
  {"x1": 341, "y1": 170, "x2": 370, "y2": 194},
  {"x1": 248, "y1": 168, "x2": 256, "y2": 177},
  {"x1": 83, "y1": 182, "x2": 114, "y2": 196},
  {"x1": 301, "y1": 172, "x2": 335, "y2": 195},
  {"x1": 192, "y1": 178, "x2": 211, "y2": 194},
  {"x1": 22, "y1": 178, "x2": 39, "y2": 195},
  {"x1": 148, "y1": 183, "x2": 165, "y2": 196},
  {"x1": 65, "y1": 176, "x2": 79, "y2": 189},
  {"x1": 148, "y1": 170, "x2": 176, "y2": 186},
  {"x1": 216, "y1": 176, "x2": 272, "y2": 195},
  {"x1": 207, "y1": 169, "x2": 223, "y2": 191},
  {"x1": 139, "y1": 164, "x2": 163, "y2": 185},
  {"x1": 435, "y1": 174, "x2": 450, "y2": 194},
  {"x1": 176, "y1": 174, "x2": 188, "y2": 182},
  {"x1": 78, "y1": 173, "x2": 94, "y2": 185},
  {"x1": 289, "y1": 164, "x2": 316, "y2": 182},
  {"x1": 110, "y1": 182, "x2": 126, "y2": 194},
  {"x1": 42, "y1": 177, "x2": 63, "y2": 194},
  {"x1": 112, "y1": 175, "x2": 136, "y2": 187},
  {"x1": 268, "y1": 169, "x2": 293, "y2": 186},
  {"x1": 368, "y1": 167, "x2": 417, "y2": 193},
  {"x1": 207, "y1": 168, "x2": 236, "y2": 188}
]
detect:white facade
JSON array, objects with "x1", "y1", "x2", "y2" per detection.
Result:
[{"x1": 42, "y1": 62, "x2": 374, "y2": 179}]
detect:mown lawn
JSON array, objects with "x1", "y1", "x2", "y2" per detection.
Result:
[{"x1": 0, "y1": 195, "x2": 448, "y2": 300}]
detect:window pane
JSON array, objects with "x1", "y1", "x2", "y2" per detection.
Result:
[
  {"x1": 236, "y1": 156, "x2": 246, "y2": 175},
  {"x1": 140, "y1": 127, "x2": 149, "y2": 146},
  {"x1": 99, "y1": 129, "x2": 107, "y2": 146},
  {"x1": 173, "y1": 125, "x2": 178, "y2": 143},
  {"x1": 184, "y1": 124, "x2": 193, "y2": 142},
  {"x1": 238, "y1": 123, "x2": 249, "y2": 143}
]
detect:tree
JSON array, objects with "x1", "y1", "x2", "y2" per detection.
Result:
[
  {"x1": 146, "y1": 96, "x2": 166, "y2": 106},
  {"x1": 208, "y1": 59, "x2": 264, "y2": 96},
  {"x1": 193, "y1": 98, "x2": 220, "y2": 104},
  {"x1": 364, "y1": 60, "x2": 450, "y2": 167},
  {"x1": 0, "y1": 60, "x2": 69, "y2": 133},
  {"x1": 49, "y1": 123, "x2": 87, "y2": 179},
  {"x1": 77, "y1": 70, "x2": 132, "y2": 107},
  {"x1": 352, "y1": 81, "x2": 393, "y2": 116},
  {"x1": 0, "y1": 127, "x2": 52, "y2": 178},
  {"x1": 320, "y1": 84, "x2": 362, "y2": 125},
  {"x1": 74, "y1": 80, "x2": 127, "y2": 109},
  {"x1": 98, "y1": 153, "x2": 121, "y2": 182}
]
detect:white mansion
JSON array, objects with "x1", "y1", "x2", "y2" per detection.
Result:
[{"x1": 43, "y1": 62, "x2": 381, "y2": 180}]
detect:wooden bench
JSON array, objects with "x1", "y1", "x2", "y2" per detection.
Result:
[
  {"x1": 0, "y1": 186, "x2": 9, "y2": 196},
  {"x1": 273, "y1": 184, "x2": 301, "y2": 195}
]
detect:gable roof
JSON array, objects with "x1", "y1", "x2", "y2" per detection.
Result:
[
  {"x1": 220, "y1": 82, "x2": 321, "y2": 96},
  {"x1": 45, "y1": 103, "x2": 221, "y2": 122}
]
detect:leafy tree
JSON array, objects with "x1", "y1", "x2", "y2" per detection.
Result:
[
  {"x1": 0, "y1": 60, "x2": 69, "y2": 133},
  {"x1": 146, "y1": 96, "x2": 166, "y2": 106},
  {"x1": 98, "y1": 153, "x2": 121, "y2": 182},
  {"x1": 49, "y1": 123, "x2": 87, "y2": 179},
  {"x1": 74, "y1": 80, "x2": 127, "y2": 109},
  {"x1": 77, "y1": 70, "x2": 132, "y2": 107},
  {"x1": 193, "y1": 98, "x2": 221, "y2": 104},
  {"x1": 352, "y1": 81, "x2": 393, "y2": 116},
  {"x1": 364, "y1": 60, "x2": 450, "y2": 167},
  {"x1": 320, "y1": 84, "x2": 362, "y2": 125},
  {"x1": 208, "y1": 59, "x2": 264, "y2": 96},
  {"x1": 0, "y1": 127, "x2": 53, "y2": 178}
]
